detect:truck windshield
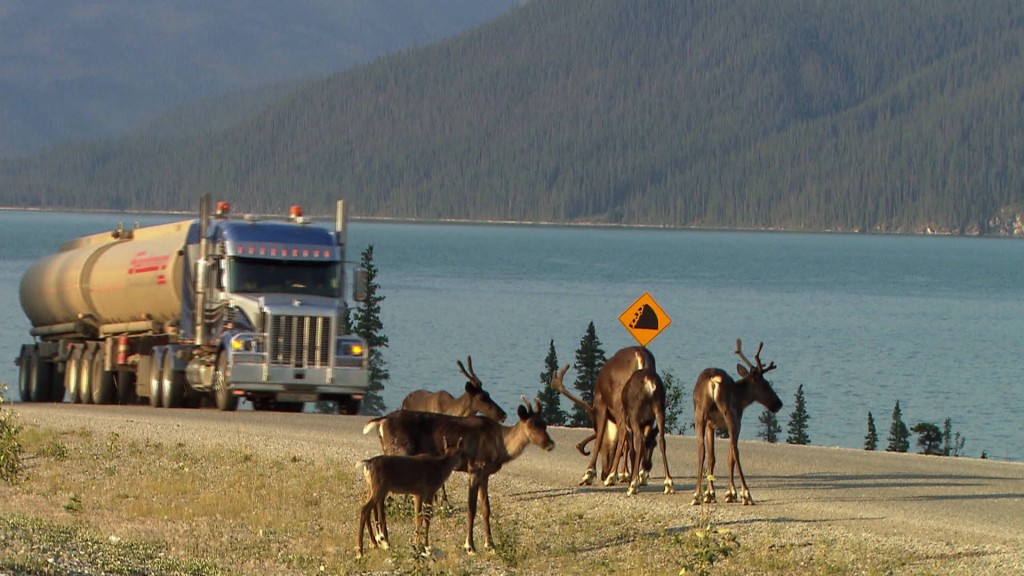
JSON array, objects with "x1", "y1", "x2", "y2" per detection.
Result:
[{"x1": 227, "y1": 257, "x2": 339, "y2": 298}]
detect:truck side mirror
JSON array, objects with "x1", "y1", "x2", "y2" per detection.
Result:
[{"x1": 352, "y1": 268, "x2": 369, "y2": 302}]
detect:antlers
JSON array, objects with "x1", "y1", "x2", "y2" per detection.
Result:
[
  {"x1": 520, "y1": 395, "x2": 542, "y2": 416},
  {"x1": 457, "y1": 356, "x2": 482, "y2": 388},
  {"x1": 735, "y1": 339, "x2": 777, "y2": 374}
]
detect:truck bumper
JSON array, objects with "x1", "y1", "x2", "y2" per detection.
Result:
[{"x1": 229, "y1": 364, "x2": 369, "y2": 401}]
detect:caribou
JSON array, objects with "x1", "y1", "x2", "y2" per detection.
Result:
[
  {"x1": 401, "y1": 356, "x2": 507, "y2": 422},
  {"x1": 550, "y1": 361, "x2": 655, "y2": 486},
  {"x1": 605, "y1": 366, "x2": 673, "y2": 495},
  {"x1": 363, "y1": 397, "x2": 555, "y2": 553},
  {"x1": 577, "y1": 346, "x2": 657, "y2": 487},
  {"x1": 692, "y1": 339, "x2": 782, "y2": 506},
  {"x1": 356, "y1": 438, "x2": 464, "y2": 557}
]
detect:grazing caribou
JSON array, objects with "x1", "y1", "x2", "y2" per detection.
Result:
[
  {"x1": 606, "y1": 367, "x2": 674, "y2": 495},
  {"x1": 363, "y1": 397, "x2": 554, "y2": 553},
  {"x1": 692, "y1": 339, "x2": 782, "y2": 506},
  {"x1": 550, "y1": 361, "x2": 655, "y2": 485},
  {"x1": 356, "y1": 438, "x2": 464, "y2": 557},
  {"x1": 401, "y1": 356, "x2": 508, "y2": 422},
  {"x1": 577, "y1": 346, "x2": 657, "y2": 487}
]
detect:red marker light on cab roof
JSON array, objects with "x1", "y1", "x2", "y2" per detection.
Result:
[
  {"x1": 289, "y1": 205, "x2": 303, "y2": 219},
  {"x1": 215, "y1": 201, "x2": 231, "y2": 216}
]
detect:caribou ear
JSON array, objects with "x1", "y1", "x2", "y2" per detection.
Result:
[
  {"x1": 465, "y1": 381, "x2": 477, "y2": 393},
  {"x1": 736, "y1": 363, "x2": 749, "y2": 377},
  {"x1": 517, "y1": 404, "x2": 529, "y2": 420}
]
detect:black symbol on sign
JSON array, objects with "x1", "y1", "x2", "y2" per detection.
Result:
[{"x1": 629, "y1": 304, "x2": 659, "y2": 330}]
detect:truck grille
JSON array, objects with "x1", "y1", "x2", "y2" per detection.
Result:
[{"x1": 268, "y1": 315, "x2": 332, "y2": 368}]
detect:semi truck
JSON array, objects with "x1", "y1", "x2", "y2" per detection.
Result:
[{"x1": 14, "y1": 196, "x2": 369, "y2": 413}]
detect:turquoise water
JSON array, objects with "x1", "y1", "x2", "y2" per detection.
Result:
[{"x1": 2, "y1": 210, "x2": 1021, "y2": 460}]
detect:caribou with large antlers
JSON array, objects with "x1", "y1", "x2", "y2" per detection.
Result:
[
  {"x1": 401, "y1": 356, "x2": 508, "y2": 421},
  {"x1": 692, "y1": 339, "x2": 782, "y2": 506},
  {"x1": 363, "y1": 397, "x2": 554, "y2": 553}
]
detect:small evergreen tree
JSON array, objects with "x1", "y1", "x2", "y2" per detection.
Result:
[
  {"x1": 941, "y1": 418, "x2": 965, "y2": 457},
  {"x1": 536, "y1": 340, "x2": 568, "y2": 426},
  {"x1": 353, "y1": 245, "x2": 388, "y2": 416},
  {"x1": 785, "y1": 384, "x2": 810, "y2": 445},
  {"x1": 886, "y1": 400, "x2": 910, "y2": 453},
  {"x1": 864, "y1": 411, "x2": 878, "y2": 451},
  {"x1": 661, "y1": 370, "x2": 685, "y2": 435},
  {"x1": 911, "y1": 422, "x2": 943, "y2": 455},
  {"x1": 570, "y1": 322, "x2": 606, "y2": 427},
  {"x1": 757, "y1": 408, "x2": 780, "y2": 443}
]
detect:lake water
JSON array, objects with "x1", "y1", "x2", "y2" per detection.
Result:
[{"x1": 2, "y1": 210, "x2": 1022, "y2": 461}]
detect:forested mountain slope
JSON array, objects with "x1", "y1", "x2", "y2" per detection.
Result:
[
  {"x1": 0, "y1": 0, "x2": 522, "y2": 156},
  {"x1": 3, "y1": 0, "x2": 1023, "y2": 235}
]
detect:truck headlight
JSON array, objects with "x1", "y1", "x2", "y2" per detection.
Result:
[
  {"x1": 231, "y1": 334, "x2": 265, "y2": 353},
  {"x1": 337, "y1": 336, "x2": 365, "y2": 357}
]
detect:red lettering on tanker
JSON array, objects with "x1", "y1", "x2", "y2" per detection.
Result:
[{"x1": 128, "y1": 252, "x2": 170, "y2": 276}]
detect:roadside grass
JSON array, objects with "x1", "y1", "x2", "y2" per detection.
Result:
[{"x1": 1, "y1": 416, "x2": 942, "y2": 575}]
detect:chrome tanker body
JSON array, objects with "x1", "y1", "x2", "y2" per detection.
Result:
[{"x1": 15, "y1": 196, "x2": 369, "y2": 413}]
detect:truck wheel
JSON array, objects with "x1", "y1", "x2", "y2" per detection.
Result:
[
  {"x1": 17, "y1": 347, "x2": 32, "y2": 401},
  {"x1": 213, "y1": 353, "x2": 239, "y2": 412},
  {"x1": 66, "y1": 349, "x2": 82, "y2": 403},
  {"x1": 91, "y1": 356, "x2": 116, "y2": 405},
  {"x1": 78, "y1": 350, "x2": 95, "y2": 405},
  {"x1": 340, "y1": 397, "x2": 362, "y2": 415},
  {"x1": 148, "y1": 351, "x2": 163, "y2": 408},
  {"x1": 27, "y1": 351, "x2": 54, "y2": 402},
  {"x1": 161, "y1": 350, "x2": 186, "y2": 408}
]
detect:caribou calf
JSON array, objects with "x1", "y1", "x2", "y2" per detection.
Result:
[
  {"x1": 356, "y1": 438, "x2": 464, "y2": 557},
  {"x1": 692, "y1": 339, "x2": 782, "y2": 506},
  {"x1": 363, "y1": 397, "x2": 555, "y2": 553}
]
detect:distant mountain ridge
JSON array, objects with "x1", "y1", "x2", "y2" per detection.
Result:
[
  {"x1": 0, "y1": 0, "x2": 522, "y2": 156},
  {"x1": 2, "y1": 0, "x2": 1023, "y2": 236}
]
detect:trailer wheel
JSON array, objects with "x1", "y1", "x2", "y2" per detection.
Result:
[
  {"x1": 41, "y1": 352, "x2": 63, "y2": 403},
  {"x1": 91, "y1": 355, "x2": 116, "y2": 405},
  {"x1": 213, "y1": 352, "x2": 239, "y2": 412},
  {"x1": 161, "y1": 350, "x2": 186, "y2": 409},
  {"x1": 78, "y1": 349, "x2": 95, "y2": 405},
  {"x1": 148, "y1": 351, "x2": 163, "y2": 408},
  {"x1": 116, "y1": 370, "x2": 137, "y2": 405},
  {"x1": 66, "y1": 349, "x2": 83, "y2": 404}
]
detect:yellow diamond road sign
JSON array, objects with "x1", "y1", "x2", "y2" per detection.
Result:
[{"x1": 618, "y1": 292, "x2": 671, "y2": 347}]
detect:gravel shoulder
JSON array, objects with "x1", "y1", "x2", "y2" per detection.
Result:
[{"x1": 7, "y1": 404, "x2": 1024, "y2": 574}]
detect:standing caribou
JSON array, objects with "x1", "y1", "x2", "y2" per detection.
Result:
[
  {"x1": 577, "y1": 346, "x2": 668, "y2": 491},
  {"x1": 401, "y1": 356, "x2": 508, "y2": 422},
  {"x1": 605, "y1": 366, "x2": 673, "y2": 495},
  {"x1": 692, "y1": 339, "x2": 782, "y2": 506},
  {"x1": 363, "y1": 397, "x2": 555, "y2": 553}
]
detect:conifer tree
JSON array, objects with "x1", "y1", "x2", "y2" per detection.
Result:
[
  {"x1": 570, "y1": 322, "x2": 606, "y2": 427},
  {"x1": 886, "y1": 400, "x2": 910, "y2": 453},
  {"x1": 353, "y1": 245, "x2": 388, "y2": 416},
  {"x1": 758, "y1": 408, "x2": 780, "y2": 443},
  {"x1": 661, "y1": 370, "x2": 685, "y2": 435},
  {"x1": 536, "y1": 340, "x2": 568, "y2": 426},
  {"x1": 911, "y1": 422, "x2": 943, "y2": 455},
  {"x1": 785, "y1": 384, "x2": 810, "y2": 445},
  {"x1": 864, "y1": 411, "x2": 878, "y2": 451}
]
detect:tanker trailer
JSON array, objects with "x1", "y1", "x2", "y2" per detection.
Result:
[{"x1": 15, "y1": 196, "x2": 369, "y2": 413}]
